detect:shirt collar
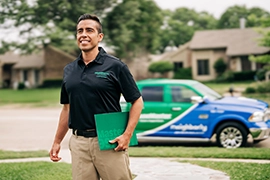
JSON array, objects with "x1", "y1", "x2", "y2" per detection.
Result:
[{"x1": 77, "y1": 47, "x2": 106, "y2": 65}]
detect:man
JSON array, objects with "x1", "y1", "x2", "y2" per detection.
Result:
[{"x1": 49, "y1": 14, "x2": 143, "y2": 180}]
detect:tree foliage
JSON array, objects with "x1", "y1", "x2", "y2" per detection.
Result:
[
  {"x1": 217, "y1": 5, "x2": 270, "y2": 29},
  {"x1": 159, "y1": 8, "x2": 217, "y2": 53},
  {"x1": 0, "y1": 0, "x2": 117, "y2": 54},
  {"x1": 103, "y1": 0, "x2": 163, "y2": 59}
]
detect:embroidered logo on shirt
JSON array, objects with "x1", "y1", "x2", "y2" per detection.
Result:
[{"x1": 95, "y1": 72, "x2": 109, "y2": 78}]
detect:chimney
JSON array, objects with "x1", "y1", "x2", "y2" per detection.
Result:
[{"x1": 240, "y1": 18, "x2": 246, "y2": 29}]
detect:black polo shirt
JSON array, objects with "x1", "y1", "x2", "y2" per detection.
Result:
[{"x1": 60, "y1": 47, "x2": 141, "y2": 130}]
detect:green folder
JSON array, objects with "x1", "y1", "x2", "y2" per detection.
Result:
[{"x1": 94, "y1": 111, "x2": 138, "y2": 150}]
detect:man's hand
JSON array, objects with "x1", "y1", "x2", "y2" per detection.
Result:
[
  {"x1": 49, "y1": 143, "x2": 62, "y2": 162},
  {"x1": 109, "y1": 134, "x2": 130, "y2": 151}
]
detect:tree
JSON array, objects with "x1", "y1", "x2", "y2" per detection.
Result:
[
  {"x1": 249, "y1": 13, "x2": 270, "y2": 67},
  {"x1": 0, "y1": 0, "x2": 117, "y2": 54},
  {"x1": 217, "y1": 5, "x2": 270, "y2": 29},
  {"x1": 103, "y1": 0, "x2": 163, "y2": 59},
  {"x1": 158, "y1": 8, "x2": 217, "y2": 53}
]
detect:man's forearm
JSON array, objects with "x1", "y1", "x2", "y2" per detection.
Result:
[
  {"x1": 124, "y1": 96, "x2": 143, "y2": 137},
  {"x1": 53, "y1": 104, "x2": 70, "y2": 144}
]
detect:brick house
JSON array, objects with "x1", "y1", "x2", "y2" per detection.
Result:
[
  {"x1": 161, "y1": 28, "x2": 270, "y2": 81},
  {"x1": 0, "y1": 45, "x2": 76, "y2": 88}
]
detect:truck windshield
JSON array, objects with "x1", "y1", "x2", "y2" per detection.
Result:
[{"x1": 194, "y1": 83, "x2": 222, "y2": 100}]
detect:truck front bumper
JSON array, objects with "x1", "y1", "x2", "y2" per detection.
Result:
[{"x1": 250, "y1": 128, "x2": 270, "y2": 141}]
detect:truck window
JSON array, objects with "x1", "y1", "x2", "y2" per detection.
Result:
[
  {"x1": 171, "y1": 86, "x2": 197, "y2": 102},
  {"x1": 141, "y1": 86, "x2": 163, "y2": 102}
]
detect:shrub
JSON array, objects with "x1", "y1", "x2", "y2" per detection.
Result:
[
  {"x1": 148, "y1": 61, "x2": 174, "y2": 74},
  {"x1": 214, "y1": 58, "x2": 227, "y2": 75},
  {"x1": 256, "y1": 82, "x2": 270, "y2": 93},
  {"x1": 215, "y1": 71, "x2": 234, "y2": 82},
  {"x1": 39, "y1": 79, "x2": 62, "y2": 88},
  {"x1": 245, "y1": 87, "x2": 256, "y2": 94},
  {"x1": 17, "y1": 82, "x2": 25, "y2": 90},
  {"x1": 173, "y1": 67, "x2": 192, "y2": 79},
  {"x1": 233, "y1": 71, "x2": 256, "y2": 81}
]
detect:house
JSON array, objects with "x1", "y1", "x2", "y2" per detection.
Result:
[
  {"x1": 161, "y1": 28, "x2": 270, "y2": 81},
  {"x1": 0, "y1": 46, "x2": 76, "y2": 88}
]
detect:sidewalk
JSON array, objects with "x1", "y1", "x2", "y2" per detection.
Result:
[{"x1": 0, "y1": 149, "x2": 230, "y2": 180}]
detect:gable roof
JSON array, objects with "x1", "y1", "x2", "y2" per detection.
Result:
[{"x1": 190, "y1": 28, "x2": 270, "y2": 56}]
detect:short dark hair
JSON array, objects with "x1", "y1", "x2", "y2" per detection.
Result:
[{"x1": 77, "y1": 14, "x2": 103, "y2": 33}]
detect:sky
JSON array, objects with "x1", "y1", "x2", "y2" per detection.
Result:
[{"x1": 153, "y1": 0, "x2": 270, "y2": 18}]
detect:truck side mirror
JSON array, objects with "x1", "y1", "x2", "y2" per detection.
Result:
[{"x1": 191, "y1": 96, "x2": 204, "y2": 103}]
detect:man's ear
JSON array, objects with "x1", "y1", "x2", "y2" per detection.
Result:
[{"x1": 98, "y1": 33, "x2": 104, "y2": 42}]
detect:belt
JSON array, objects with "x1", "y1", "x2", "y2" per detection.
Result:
[{"x1": 72, "y1": 129, "x2": 97, "y2": 137}]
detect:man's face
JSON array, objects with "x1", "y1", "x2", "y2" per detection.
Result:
[{"x1": 76, "y1": 19, "x2": 103, "y2": 52}]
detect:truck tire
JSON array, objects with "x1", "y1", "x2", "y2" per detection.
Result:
[{"x1": 216, "y1": 122, "x2": 248, "y2": 148}]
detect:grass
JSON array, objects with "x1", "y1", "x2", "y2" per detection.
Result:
[
  {"x1": 0, "y1": 88, "x2": 60, "y2": 107},
  {"x1": 0, "y1": 150, "x2": 49, "y2": 160},
  {"x1": 0, "y1": 162, "x2": 72, "y2": 180},
  {"x1": 128, "y1": 146, "x2": 270, "y2": 159},
  {"x1": 1, "y1": 81, "x2": 269, "y2": 107},
  {"x1": 182, "y1": 160, "x2": 270, "y2": 180}
]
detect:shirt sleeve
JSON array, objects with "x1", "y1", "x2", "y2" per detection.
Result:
[
  {"x1": 60, "y1": 81, "x2": 69, "y2": 104},
  {"x1": 119, "y1": 64, "x2": 141, "y2": 103}
]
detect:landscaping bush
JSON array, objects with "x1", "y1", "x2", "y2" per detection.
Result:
[
  {"x1": 257, "y1": 82, "x2": 270, "y2": 93},
  {"x1": 245, "y1": 87, "x2": 256, "y2": 94},
  {"x1": 17, "y1": 82, "x2": 25, "y2": 90},
  {"x1": 39, "y1": 79, "x2": 62, "y2": 88},
  {"x1": 256, "y1": 69, "x2": 267, "y2": 81},
  {"x1": 215, "y1": 71, "x2": 234, "y2": 82},
  {"x1": 148, "y1": 61, "x2": 174, "y2": 74},
  {"x1": 173, "y1": 67, "x2": 192, "y2": 79},
  {"x1": 213, "y1": 58, "x2": 227, "y2": 75},
  {"x1": 233, "y1": 71, "x2": 256, "y2": 81}
]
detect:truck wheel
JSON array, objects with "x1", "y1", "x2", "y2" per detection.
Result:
[{"x1": 216, "y1": 122, "x2": 248, "y2": 148}]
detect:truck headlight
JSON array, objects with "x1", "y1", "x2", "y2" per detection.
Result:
[{"x1": 249, "y1": 111, "x2": 264, "y2": 122}]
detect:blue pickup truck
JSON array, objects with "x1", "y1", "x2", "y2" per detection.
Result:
[{"x1": 121, "y1": 79, "x2": 270, "y2": 148}]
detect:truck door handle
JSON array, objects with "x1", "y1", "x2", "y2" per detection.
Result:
[{"x1": 172, "y1": 107, "x2": 181, "y2": 111}]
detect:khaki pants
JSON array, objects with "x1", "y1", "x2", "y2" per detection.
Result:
[{"x1": 69, "y1": 134, "x2": 132, "y2": 180}]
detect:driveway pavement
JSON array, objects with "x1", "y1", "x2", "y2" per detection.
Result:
[{"x1": 1, "y1": 106, "x2": 259, "y2": 180}]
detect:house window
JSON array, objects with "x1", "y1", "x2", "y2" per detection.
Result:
[
  {"x1": 23, "y1": 70, "x2": 28, "y2": 81},
  {"x1": 240, "y1": 56, "x2": 251, "y2": 71},
  {"x1": 34, "y1": 70, "x2": 40, "y2": 84},
  {"x1": 174, "y1": 62, "x2": 183, "y2": 71},
  {"x1": 197, "y1": 59, "x2": 209, "y2": 75},
  {"x1": 141, "y1": 86, "x2": 163, "y2": 102}
]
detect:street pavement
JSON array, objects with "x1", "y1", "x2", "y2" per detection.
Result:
[{"x1": 0, "y1": 107, "x2": 268, "y2": 179}]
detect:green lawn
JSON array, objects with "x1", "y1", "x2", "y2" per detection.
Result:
[
  {"x1": 182, "y1": 160, "x2": 270, "y2": 180},
  {"x1": 128, "y1": 146, "x2": 270, "y2": 159},
  {"x1": 0, "y1": 150, "x2": 49, "y2": 160},
  {"x1": 1, "y1": 81, "x2": 269, "y2": 107},
  {"x1": 0, "y1": 88, "x2": 60, "y2": 107},
  {"x1": 0, "y1": 162, "x2": 72, "y2": 180}
]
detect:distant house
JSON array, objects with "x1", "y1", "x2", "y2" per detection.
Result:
[
  {"x1": 0, "y1": 46, "x2": 76, "y2": 88},
  {"x1": 161, "y1": 28, "x2": 270, "y2": 81}
]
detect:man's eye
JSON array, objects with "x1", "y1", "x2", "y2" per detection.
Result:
[
  {"x1": 86, "y1": 29, "x2": 93, "y2": 32},
  {"x1": 77, "y1": 30, "x2": 82, "y2": 33}
]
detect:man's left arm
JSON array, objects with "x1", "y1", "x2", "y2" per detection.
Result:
[{"x1": 111, "y1": 96, "x2": 143, "y2": 151}]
